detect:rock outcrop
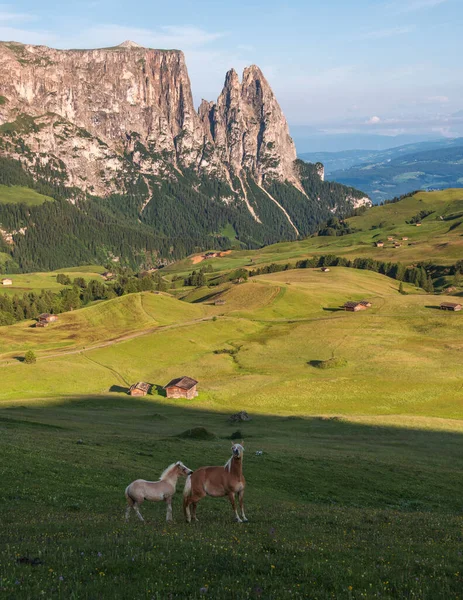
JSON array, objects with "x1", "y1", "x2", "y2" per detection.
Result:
[{"x1": 0, "y1": 40, "x2": 370, "y2": 224}]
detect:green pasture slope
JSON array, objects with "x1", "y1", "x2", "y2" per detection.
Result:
[
  {"x1": 164, "y1": 189, "x2": 463, "y2": 277},
  {"x1": 0, "y1": 184, "x2": 54, "y2": 205},
  {"x1": 0, "y1": 266, "x2": 106, "y2": 296},
  {"x1": 1, "y1": 268, "x2": 462, "y2": 598}
]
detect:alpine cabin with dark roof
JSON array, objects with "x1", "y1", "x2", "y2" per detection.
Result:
[{"x1": 164, "y1": 377, "x2": 198, "y2": 399}]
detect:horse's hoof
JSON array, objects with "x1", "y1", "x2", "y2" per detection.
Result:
[{"x1": 242, "y1": 518, "x2": 249, "y2": 523}]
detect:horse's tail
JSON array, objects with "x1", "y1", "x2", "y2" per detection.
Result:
[
  {"x1": 125, "y1": 484, "x2": 134, "y2": 507},
  {"x1": 183, "y1": 474, "x2": 192, "y2": 498},
  {"x1": 183, "y1": 474, "x2": 192, "y2": 516}
]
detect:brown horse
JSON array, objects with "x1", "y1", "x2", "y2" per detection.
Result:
[
  {"x1": 125, "y1": 461, "x2": 193, "y2": 523},
  {"x1": 183, "y1": 442, "x2": 247, "y2": 523}
]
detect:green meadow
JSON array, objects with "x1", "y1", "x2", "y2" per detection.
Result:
[
  {"x1": 0, "y1": 267, "x2": 105, "y2": 296},
  {"x1": 0, "y1": 184, "x2": 55, "y2": 205},
  {"x1": 1, "y1": 203, "x2": 463, "y2": 597}
]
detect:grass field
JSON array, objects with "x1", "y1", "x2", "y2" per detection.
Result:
[
  {"x1": 0, "y1": 185, "x2": 55, "y2": 205},
  {"x1": 0, "y1": 266, "x2": 105, "y2": 296},
  {"x1": 1, "y1": 264, "x2": 462, "y2": 598},
  {"x1": 164, "y1": 189, "x2": 463, "y2": 279},
  {"x1": 0, "y1": 399, "x2": 462, "y2": 599}
]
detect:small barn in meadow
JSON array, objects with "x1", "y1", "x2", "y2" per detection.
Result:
[
  {"x1": 387, "y1": 236, "x2": 394, "y2": 241},
  {"x1": 38, "y1": 313, "x2": 58, "y2": 324},
  {"x1": 375, "y1": 241, "x2": 384, "y2": 247},
  {"x1": 215, "y1": 299, "x2": 226, "y2": 306},
  {"x1": 321, "y1": 267, "x2": 330, "y2": 272},
  {"x1": 359, "y1": 300, "x2": 372, "y2": 308},
  {"x1": 439, "y1": 302, "x2": 462, "y2": 312},
  {"x1": 1, "y1": 278, "x2": 12, "y2": 286},
  {"x1": 164, "y1": 376, "x2": 199, "y2": 399},
  {"x1": 402, "y1": 236, "x2": 409, "y2": 241},
  {"x1": 128, "y1": 382, "x2": 151, "y2": 396},
  {"x1": 343, "y1": 301, "x2": 368, "y2": 312}
]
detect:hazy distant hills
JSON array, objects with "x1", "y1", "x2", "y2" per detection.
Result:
[{"x1": 300, "y1": 138, "x2": 463, "y2": 203}]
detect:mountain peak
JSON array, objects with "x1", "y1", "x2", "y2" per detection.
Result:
[{"x1": 117, "y1": 40, "x2": 142, "y2": 48}]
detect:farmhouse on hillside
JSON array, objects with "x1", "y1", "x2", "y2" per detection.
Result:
[
  {"x1": 321, "y1": 267, "x2": 330, "y2": 272},
  {"x1": 1, "y1": 278, "x2": 12, "y2": 286},
  {"x1": 128, "y1": 382, "x2": 151, "y2": 396},
  {"x1": 359, "y1": 300, "x2": 372, "y2": 308},
  {"x1": 36, "y1": 313, "x2": 58, "y2": 327},
  {"x1": 439, "y1": 302, "x2": 462, "y2": 312},
  {"x1": 375, "y1": 241, "x2": 384, "y2": 247},
  {"x1": 343, "y1": 301, "x2": 369, "y2": 312},
  {"x1": 164, "y1": 376, "x2": 199, "y2": 399},
  {"x1": 387, "y1": 236, "x2": 394, "y2": 241},
  {"x1": 402, "y1": 236, "x2": 409, "y2": 241}
]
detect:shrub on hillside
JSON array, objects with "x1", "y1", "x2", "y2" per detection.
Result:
[{"x1": 24, "y1": 350, "x2": 36, "y2": 364}]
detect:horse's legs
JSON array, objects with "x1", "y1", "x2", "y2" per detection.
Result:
[
  {"x1": 165, "y1": 496, "x2": 173, "y2": 522},
  {"x1": 238, "y1": 489, "x2": 248, "y2": 522},
  {"x1": 184, "y1": 494, "x2": 204, "y2": 523},
  {"x1": 125, "y1": 505, "x2": 132, "y2": 522},
  {"x1": 228, "y1": 492, "x2": 242, "y2": 522},
  {"x1": 133, "y1": 502, "x2": 145, "y2": 522}
]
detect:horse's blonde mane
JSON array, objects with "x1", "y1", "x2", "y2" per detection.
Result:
[
  {"x1": 224, "y1": 457, "x2": 232, "y2": 471},
  {"x1": 160, "y1": 463, "x2": 177, "y2": 480}
]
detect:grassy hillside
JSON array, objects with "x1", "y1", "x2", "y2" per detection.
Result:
[
  {"x1": 0, "y1": 266, "x2": 106, "y2": 296},
  {"x1": 1, "y1": 266, "x2": 462, "y2": 598},
  {"x1": 1, "y1": 399, "x2": 462, "y2": 599},
  {"x1": 1, "y1": 269, "x2": 461, "y2": 419},
  {"x1": 165, "y1": 189, "x2": 463, "y2": 276},
  {"x1": 0, "y1": 184, "x2": 55, "y2": 205}
]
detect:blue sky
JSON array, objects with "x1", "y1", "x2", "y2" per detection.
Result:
[{"x1": 2, "y1": 0, "x2": 463, "y2": 146}]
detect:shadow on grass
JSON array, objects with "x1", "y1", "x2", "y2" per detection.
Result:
[
  {"x1": 322, "y1": 307, "x2": 344, "y2": 312},
  {"x1": 308, "y1": 360, "x2": 324, "y2": 368},
  {"x1": 109, "y1": 385, "x2": 130, "y2": 394},
  {"x1": 1, "y1": 395, "x2": 462, "y2": 513},
  {"x1": 425, "y1": 305, "x2": 445, "y2": 310}
]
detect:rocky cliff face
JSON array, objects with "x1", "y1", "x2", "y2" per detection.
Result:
[{"x1": 0, "y1": 40, "x2": 370, "y2": 240}]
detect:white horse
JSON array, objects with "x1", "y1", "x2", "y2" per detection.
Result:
[{"x1": 125, "y1": 461, "x2": 193, "y2": 523}]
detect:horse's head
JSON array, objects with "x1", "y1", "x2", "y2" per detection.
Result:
[
  {"x1": 231, "y1": 442, "x2": 245, "y2": 459},
  {"x1": 175, "y1": 461, "x2": 194, "y2": 477}
]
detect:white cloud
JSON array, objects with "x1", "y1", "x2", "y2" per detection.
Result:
[
  {"x1": 360, "y1": 25, "x2": 415, "y2": 39},
  {"x1": 0, "y1": 7, "x2": 36, "y2": 24},
  {"x1": 386, "y1": 0, "x2": 448, "y2": 13},
  {"x1": 367, "y1": 116, "x2": 382, "y2": 124},
  {"x1": 424, "y1": 95, "x2": 449, "y2": 103},
  {"x1": 57, "y1": 24, "x2": 225, "y2": 50}
]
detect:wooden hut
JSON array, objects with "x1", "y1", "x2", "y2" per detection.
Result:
[
  {"x1": 215, "y1": 299, "x2": 226, "y2": 306},
  {"x1": 128, "y1": 382, "x2": 151, "y2": 396},
  {"x1": 439, "y1": 302, "x2": 462, "y2": 312},
  {"x1": 387, "y1": 236, "x2": 394, "y2": 241},
  {"x1": 321, "y1": 267, "x2": 330, "y2": 272},
  {"x1": 415, "y1": 223, "x2": 422, "y2": 227},
  {"x1": 359, "y1": 300, "x2": 372, "y2": 308},
  {"x1": 402, "y1": 236, "x2": 409, "y2": 241},
  {"x1": 164, "y1": 376, "x2": 198, "y2": 399},
  {"x1": 1, "y1": 278, "x2": 12, "y2": 286},
  {"x1": 375, "y1": 241, "x2": 384, "y2": 248},
  {"x1": 38, "y1": 313, "x2": 58, "y2": 324},
  {"x1": 343, "y1": 301, "x2": 367, "y2": 312}
]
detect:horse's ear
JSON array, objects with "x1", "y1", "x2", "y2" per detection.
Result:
[{"x1": 241, "y1": 440, "x2": 245, "y2": 447}]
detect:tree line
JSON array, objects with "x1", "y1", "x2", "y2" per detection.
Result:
[{"x1": 0, "y1": 271, "x2": 167, "y2": 325}]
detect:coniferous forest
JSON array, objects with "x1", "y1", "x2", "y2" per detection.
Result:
[{"x1": 0, "y1": 157, "x2": 366, "y2": 273}]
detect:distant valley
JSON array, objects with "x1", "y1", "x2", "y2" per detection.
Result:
[{"x1": 300, "y1": 137, "x2": 463, "y2": 203}]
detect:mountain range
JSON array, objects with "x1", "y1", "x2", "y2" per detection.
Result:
[
  {"x1": 0, "y1": 40, "x2": 368, "y2": 272},
  {"x1": 300, "y1": 138, "x2": 463, "y2": 203}
]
